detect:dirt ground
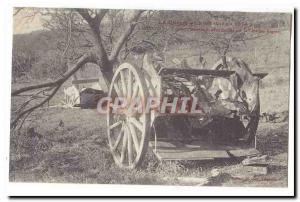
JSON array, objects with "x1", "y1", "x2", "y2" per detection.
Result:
[{"x1": 9, "y1": 107, "x2": 288, "y2": 187}]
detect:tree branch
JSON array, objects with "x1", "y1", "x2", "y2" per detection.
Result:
[
  {"x1": 76, "y1": 9, "x2": 94, "y2": 25},
  {"x1": 109, "y1": 10, "x2": 144, "y2": 62},
  {"x1": 12, "y1": 52, "x2": 96, "y2": 96},
  {"x1": 11, "y1": 85, "x2": 60, "y2": 129},
  {"x1": 94, "y1": 9, "x2": 108, "y2": 25},
  {"x1": 61, "y1": 12, "x2": 72, "y2": 57},
  {"x1": 76, "y1": 8, "x2": 112, "y2": 81},
  {"x1": 11, "y1": 52, "x2": 97, "y2": 129},
  {"x1": 13, "y1": 8, "x2": 24, "y2": 16}
]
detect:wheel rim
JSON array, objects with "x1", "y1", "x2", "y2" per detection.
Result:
[{"x1": 107, "y1": 63, "x2": 150, "y2": 168}]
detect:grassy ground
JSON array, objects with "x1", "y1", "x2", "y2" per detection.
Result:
[{"x1": 9, "y1": 106, "x2": 288, "y2": 187}]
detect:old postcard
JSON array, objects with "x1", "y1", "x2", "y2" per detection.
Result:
[{"x1": 9, "y1": 6, "x2": 293, "y2": 195}]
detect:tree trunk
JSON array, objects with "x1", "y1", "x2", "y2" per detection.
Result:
[{"x1": 89, "y1": 25, "x2": 114, "y2": 85}]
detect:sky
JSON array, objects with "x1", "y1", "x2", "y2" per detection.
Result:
[
  {"x1": 12, "y1": 7, "x2": 134, "y2": 35},
  {"x1": 13, "y1": 8, "x2": 44, "y2": 35}
]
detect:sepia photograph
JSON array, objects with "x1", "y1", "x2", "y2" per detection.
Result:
[{"x1": 8, "y1": 5, "x2": 293, "y2": 195}]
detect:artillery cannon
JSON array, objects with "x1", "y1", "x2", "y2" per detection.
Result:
[{"x1": 106, "y1": 53, "x2": 267, "y2": 169}]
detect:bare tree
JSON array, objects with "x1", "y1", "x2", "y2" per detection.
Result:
[
  {"x1": 11, "y1": 8, "x2": 145, "y2": 129},
  {"x1": 197, "y1": 11, "x2": 280, "y2": 69}
]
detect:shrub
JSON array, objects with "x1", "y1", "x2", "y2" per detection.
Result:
[{"x1": 30, "y1": 50, "x2": 68, "y2": 79}]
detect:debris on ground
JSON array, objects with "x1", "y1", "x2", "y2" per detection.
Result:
[
  {"x1": 260, "y1": 111, "x2": 289, "y2": 123},
  {"x1": 62, "y1": 86, "x2": 80, "y2": 108},
  {"x1": 242, "y1": 155, "x2": 269, "y2": 166},
  {"x1": 62, "y1": 86, "x2": 107, "y2": 109},
  {"x1": 160, "y1": 155, "x2": 271, "y2": 186},
  {"x1": 79, "y1": 88, "x2": 107, "y2": 109},
  {"x1": 176, "y1": 177, "x2": 209, "y2": 186},
  {"x1": 205, "y1": 169, "x2": 232, "y2": 186},
  {"x1": 211, "y1": 168, "x2": 221, "y2": 177},
  {"x1": 221, "y1": 155, "x2": 269, "y2": 180},
  {"x1": 203, "y1": 155, "x2": 269, "y2": 184},
  {"x1": 240, "y1": 155, "x2": 269, "y2": 176}
]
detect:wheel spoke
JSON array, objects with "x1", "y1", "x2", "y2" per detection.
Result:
[
  {"x1": 113, "y1": 83, "x2": 123, "y2": 97},
  {"x1": 109, "y1": 120, "x2": 122, "y2": 130},
  {"x1": 131, "y1": 82, "x2": 139, "y2": 100},
  {"x1": 120, "y1": 70, "x2": 127, "y2": 97},
  {"x1": 127, "y1": 70, "x2": 132, "y2": 100},
  {"x1": 129, "y1": 117, "x2": 143, "y2": 132},
  {"x1": 144, "y1": 74, "x2": 156, "y2": 96},
  {"x1": 138, "y1": 114, "x2": 145, "y2": 122},
  {"x1": 126, "y1": 125, "x2": 133, "y2": 164},
  {"x1": 113, "y1": 124, "x2": 124, "y2": 150},
  {"x1": 128, "y1": 122, "x2": 140, "y2": 153},
  {"x1": 120, "y1": 130, "x2": 128, "y2": 163}
]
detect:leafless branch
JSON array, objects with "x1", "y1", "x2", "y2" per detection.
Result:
[
  {"x1": 109, "y1": 10, "x2": 144, "y2": 62},
  {"x1": 12, "y1": 52, "x2": 96, "y2": 96},
  {"x1": 11, "y1": 85, "x2": 60, "y2": 129},
  {"x1": 13, "y1": 8, "x2": 24, "y2": 16},
  {"x1": 61, "y1": 13, "x2": 72, "y2": 57},
  {"x1": 11, "y1": 52, "x2": 97, "y2": 129}
]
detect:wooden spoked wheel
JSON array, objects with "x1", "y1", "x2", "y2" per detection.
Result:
[{"x1": 107, "y1": 63, "x2": 150, "y2": 169}]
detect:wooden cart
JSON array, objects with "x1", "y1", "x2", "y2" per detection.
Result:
[{"x1": 107, "y1": 56, "x2": 267, "y2": 169}]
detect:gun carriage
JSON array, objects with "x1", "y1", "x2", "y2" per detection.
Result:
[{"x1": 107, "y1": 54, "x2": 267, "y2": 169}]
